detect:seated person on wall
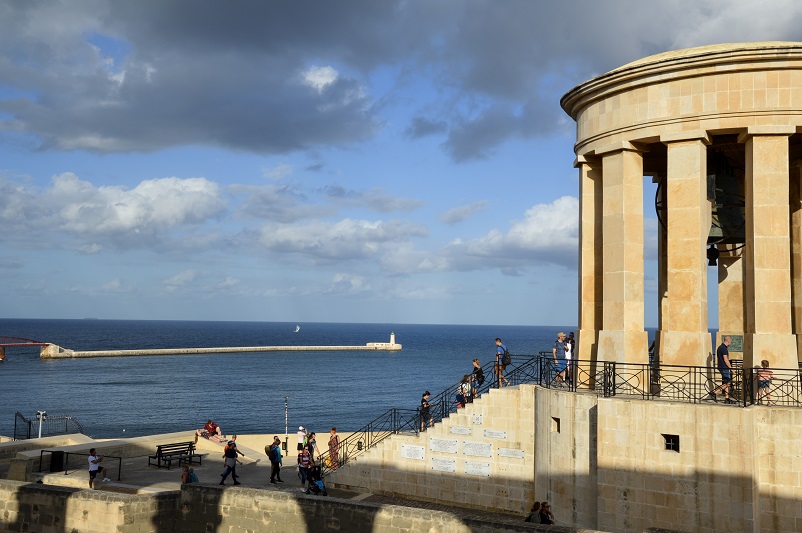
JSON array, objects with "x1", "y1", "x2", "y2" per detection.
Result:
[{"x1": 196, "y1": 419, "x2": 224, "y2": 442}]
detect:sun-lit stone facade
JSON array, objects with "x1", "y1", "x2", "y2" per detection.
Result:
[{"x1": 562, "y1": 42, "x2": 802, "y2": 369}]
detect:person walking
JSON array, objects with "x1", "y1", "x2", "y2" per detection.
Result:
[
  {"x1": 420, "y1": 391, "x2": 433, "y2": 431},
  {"x1": 267, "y1": 436, "x2": 284, "y2": 483},
  {"x1": 220, "y1": 438, "x2": 244, "y2": 485},
  {"x1": 495, "y1": 338, "x2": 510, "y2": 387},
  {"x1": 709, "y1": 336, "x2": 735, "y2": 404},
  {"x1": 756, "y1": 359, "x2": 774, "y2": 405},
  {"x1": 552, "y1": 332, "x2": 568, "y2": 385},
  {"x1": 297, "y1": 446, "x2": 312, "y2": 491},
  {"x1": 88, "y1": 448, "x2": 109, "y2": 489},
  {"x1": 328, "y1": 427, "x2": 340, "y2": 471},
  {"x1": 471, "y1": 358, "x2": 485, "y2": 396}
]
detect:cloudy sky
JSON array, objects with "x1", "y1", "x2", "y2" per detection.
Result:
[{"x1": 1, "y1": 1, "x2": 799, "y2": 326}]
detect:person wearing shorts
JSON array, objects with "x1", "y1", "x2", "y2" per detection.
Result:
[
  {"x1": 756, "y1": 359, "x2": 774, "y2": 405},
  {"x1": 297, "y1": 426, "x2": 307, "y2": 451},
  {"x1": 495, "y1": 338, "x2": 510, "y2": 387},
  {"x1": 710, "y1": 336, "x2": 735, "y2": 404},
  {"x1": 88, "y1": 448, "x2": 109, "y2": 488},
  {"x1": 552, "y1": 332, "x2": 568, "y2": 385}
]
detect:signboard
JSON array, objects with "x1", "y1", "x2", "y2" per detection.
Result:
[
  {"x1": 450, "y1": 426, "x2": 471, "y2": 435},
  {"x1": 431, "y1": 457, "x2": 456, "y2": 473},
  {"x1": 722, "y1": 334, "x2": 743, "y2": 352},
  {"x1": 463, "y1": 441, "x2": 493, "y2": 458},
  {"x1": 498, "y1": 448, "x2": 525, "y2": 459},
  {"x1": 464, "y1": 461, "x2": 491, "y2": 477},
  {"x1": 401, "y1": 445, "x2": 425, "y2": 460},
  {"x1": 430, "y1": 438, "x2": 459, "y2": 454},
  {"x1": 472, "y1": 414, "x2": 483, "y2": 425},
  {"x1": 483, "y1": 429, "x2": 507, "y2": 440}
]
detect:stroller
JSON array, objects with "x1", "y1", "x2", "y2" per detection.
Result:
[{"x1": 305, "y1": 465, "x2": 328, "y2": 496}]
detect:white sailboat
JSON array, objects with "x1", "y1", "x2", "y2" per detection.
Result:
[{"x1": 294, "y1": 325, "x2": 300, "y2": 333}]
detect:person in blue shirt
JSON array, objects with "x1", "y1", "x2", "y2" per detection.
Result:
[{"x1": 495, "y1": 338, "x2": 510, "y2": 387}]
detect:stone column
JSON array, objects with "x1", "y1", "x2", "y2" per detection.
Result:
[
  {"x1": 576, "y1": 155, "x2": 602, "y2": 363},
  {"x1": 791, "y1": 163, "x2": 802, "y2": 363},
  {"x1": 596, "y1": 142, "x2": 649, "y2": 363},
  {"x1": 717, "y1": 248, "x2": 745, "y2": 355},
  {"x1": 739, "y1": 126, "x2": 798, "y2": 369},
  {"x1": 656, "y1": 133, "x2": 711, "y2": 366}
]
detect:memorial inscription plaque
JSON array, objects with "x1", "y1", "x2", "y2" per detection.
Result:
[
  {"x1": 498, "y1": 448, "x2": 525, "y2": 459},
  {"x1": 430, "y1": 438, "x2": 459, "y2": 454},
  {"x1": 464, "y1": 461, "x2": 491, "y2": 477},
  {"x1": 450, "y1": 426, "x2": 472, "y2": 435},
  {"x1": 483, "y1": 429, "x2": 507, "y2": 440},
  {"x1": 431, "y1": 457, "x2": 457, "y2": 473},
  {"x1": 463, "y1": 441, "x2": 493, "y2": 458},
  {"x1": 401, "y1": 445, "x2": 425, "y2": 460},
  {"x1": 472, "y1": 414, "x2": 483, "y2": 425}
]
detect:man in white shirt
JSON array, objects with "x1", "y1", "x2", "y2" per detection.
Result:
[
  {"x1": 88, "y1": 448, "x2": 110, "y2": 488},
  {"x1": 297, "y1": 426, "x2": 307, "y2": 451}
]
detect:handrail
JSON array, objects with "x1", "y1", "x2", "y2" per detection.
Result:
[
  {"x1": 534, "y1": 355, "x2": 802, "y2": 408},
  {"x1": 38, "y1": 450, "x2": 122, "y2": 481},
  {"x1": 318, "y1": 352, "x2": 545, "y2": 477}
]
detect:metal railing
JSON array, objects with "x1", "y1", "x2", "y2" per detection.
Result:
[
  {"x1": 534, "y1": 355, "x2": 802, "y2": 408},
  {"x1": 38, "y1": 450, "x2": 122, "y2": 481},
  {"x1": 318, "y1": 352, "x2": 545, "y2": 476},
  {"x1": 318, "y1": 352, "x2": 802, "y2": 478},
  {"x1": 13, "y1": 412, "x2": 84, "y2": 441}
]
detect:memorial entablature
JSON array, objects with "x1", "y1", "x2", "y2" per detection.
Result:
[{"x1": 561, "y1": 42, "x2": 802, "y2": 369}]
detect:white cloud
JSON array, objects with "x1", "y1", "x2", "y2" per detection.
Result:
[
  {"x1": 262, "y1": 163, "x2": 294, "y2": 180},
  {"x1": 217, "y1": 276, "x2": 239, "y2": 289},
  {"x1": 79, "y1": 243, "x2": 104, "y2": 255},
  {"x1": 257, "y1": 218, "x2": 428, "y2": 260},
  {"x1": 441, "y1": 201, "x2": 488, "y2": 224},
  {"x1": 302, "y1": 66, "x2": 339, "y2": 93},
  {"x1": 326, "y1": 273, "x2": 370, "y2": 294},
  {"x1": 164, "y1": 270, "x2": 197, "y2": 292},
  {"x1": 444, "y1": 196, "x2": 578, "y2": 271}
]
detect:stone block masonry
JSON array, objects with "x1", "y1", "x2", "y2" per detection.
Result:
[{"x1": 0, "y1": 479, "x2": 597, "y2": 532}]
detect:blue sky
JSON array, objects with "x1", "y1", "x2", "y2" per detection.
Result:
[{"x1": 0, "y1": 1, "x2": 799, "y2": 326}]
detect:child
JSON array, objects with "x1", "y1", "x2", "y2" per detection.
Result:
[{"x1": 756, "y1": 360, "x2": 774, "y2": 405}]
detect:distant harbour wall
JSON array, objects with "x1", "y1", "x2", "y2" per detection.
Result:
[{"x1": 40, "y1": 342, "x2": 402, "y2": 358}]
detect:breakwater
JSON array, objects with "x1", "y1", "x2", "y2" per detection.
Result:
[{"x1": 39, "y1": 333, "x2": 402, "y2": 358}]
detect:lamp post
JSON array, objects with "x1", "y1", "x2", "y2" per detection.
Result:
[
  {"x1": 284, "y1": 396, "x2": 289, "y2": 452},
  {"x1": 36, "y1": 411, "x2": 47, "y2": 439}
]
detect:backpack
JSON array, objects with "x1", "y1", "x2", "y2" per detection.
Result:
[
  {"x1": 501, "y1": 348, "x2": 511, "y2": 366},
  {"x1": 269, "y1": 445, "x2": 280, "y2": 462},
  {"x1": 188, "y1": 471, "x2": 199, "y2": 483}
]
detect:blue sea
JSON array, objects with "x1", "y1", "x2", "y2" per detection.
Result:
[{"x1": 0, "y1": 319, "x2": 583, "y2": 439}]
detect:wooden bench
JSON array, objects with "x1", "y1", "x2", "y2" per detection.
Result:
[{"x1": 148, "y1": 442, "x2": 204, "y2": 469}]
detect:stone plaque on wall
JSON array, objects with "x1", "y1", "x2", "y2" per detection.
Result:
[
  {"x1": 449, "y1": 426, "x2": 471, "y2": 435},
  {"x1": 430, "y1": 438, "x2": 459, "y2": 454},
  {"x1": 463, "y1": 441, "x2": 493, "y2": 458},
  {"x1": 498, "y1": 447, "x2": 525, "y2": 459},
  {"x1": 464, "y1": 461, "x2": 491, "y2": 477},
  {"x1": 472, "y1": 414, "x2": 483, "y2": 425},
  {"x1": 722, "y1": 334, "x2": 743, "y2": 352},
  {"x1": 431, "y1": 457, "x2": 456, "y2": 473},
  {"x1": 401, "y1": 445, "x2": 425, "y2": 460},
  {"x1": 483, "y1": 429, "x2": 507, "y2": 440}
]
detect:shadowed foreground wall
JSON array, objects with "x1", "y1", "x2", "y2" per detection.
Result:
[
  {"x1": 0, "y1": 480, "x2": 594, "y2": 533},
  {"x1": 328, "y1": 384, "x2": 802, "y2": 533}
]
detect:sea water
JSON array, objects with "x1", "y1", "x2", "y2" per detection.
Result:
[{"x1": 0, "y1": 319, "x2": 583, "y2": 439}]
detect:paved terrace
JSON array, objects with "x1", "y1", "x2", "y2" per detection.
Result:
[{"x1": 1, "y1": 431, "x2": 573, "y2": 531}]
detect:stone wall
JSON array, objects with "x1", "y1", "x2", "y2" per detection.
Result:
[
  {"x1": 329, "y1": 383, "x2": 802, "y2": 533},
  {"x1": 0, "y1": 480, "x2": 177, "y2": 533},
  {"x1": 0, "y1": 479, "x2": 579, "y2": 533},
  {"x1": 328, "y1": 384, "x2": 537, "y2": 514}
]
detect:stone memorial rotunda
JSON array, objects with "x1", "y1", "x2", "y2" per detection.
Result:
[{"x1": 562, "y1": 41, "x2": 802, "y2": 370}]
